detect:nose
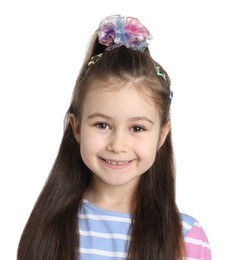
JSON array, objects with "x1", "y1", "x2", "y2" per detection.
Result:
[{"x1": 106, "y1": 131, "x2": 129, "y2": 153}]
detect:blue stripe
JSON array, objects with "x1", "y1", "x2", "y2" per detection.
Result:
[
  {"x1": 180, "y1": 213, "x2": 196, "y2": 236},
  {"x1": 79, "y1": 218, "x2": 131, "y2": 234},
  {"x1": 80, "y1": 235, "x2": 130, "y2": 252}
]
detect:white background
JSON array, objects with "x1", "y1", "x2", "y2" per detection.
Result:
[{"x1": 0, "y1": 0, "x2": 232, "y2": 259}]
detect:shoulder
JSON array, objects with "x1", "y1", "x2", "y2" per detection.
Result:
[{"x1": 180, "y1": 213, "x2": 212, "y2": 260}]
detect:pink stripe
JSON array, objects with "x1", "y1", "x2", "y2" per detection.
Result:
[
  {"x1": 187, "y1": 222, "x2": 209, "y2": 242},
  {"x1": 185, "y1": 241, "x2": 211, "y2": 259},
  {"x1": 184, "y1": 221, "x2": 212, "y2": 260}
]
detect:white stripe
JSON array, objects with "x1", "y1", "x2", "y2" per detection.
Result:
[
  {"x1": 79, "y1": 213, "x2": 131, "y2": 223},
  {"x1": 194, "y1": 221, "x2": 201, "y2": 227},
  {"x1": 79, "y1": 247, "x2": 128, "y2": 258},
  {"x1": 184, "y1": 236, "x2": 210, "y2": 249},
  {"x1": 80, "y1": 229, "x2": 131, "y2": 240},
  {"x1": 182, "y1": 221, "x2": 192, "y2": 231}
]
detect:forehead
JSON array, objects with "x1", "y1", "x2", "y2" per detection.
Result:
[
  {"x1": 82, "y1": 81, "x2": 161, "y2": 122},
  {"x1": 87, "y1": 77, "x2": 156, "y2": 106}
]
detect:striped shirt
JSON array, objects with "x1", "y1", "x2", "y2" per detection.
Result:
[{"x1": 78, "y1": 200, "x2": 211, "y2": 259}]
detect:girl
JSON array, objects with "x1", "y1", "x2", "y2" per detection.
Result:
[{"x1": 17, "y1": 15, "x2": 211, "y2": 260}]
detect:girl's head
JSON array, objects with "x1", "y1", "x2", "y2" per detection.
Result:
[{"x1": 68, "y1": 14, "x2": 171, "y2": 199}]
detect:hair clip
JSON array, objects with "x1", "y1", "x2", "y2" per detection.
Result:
[
  {"x1": 156, "y1": 66, "x2": 173, "y2": 104},
  {"x1": 98, "y1": 15, "x2": 153, "y2": 52},
  {"x1": 88, "y1": 53, "x2": 103, "y2": 66},
  {"x1": 155, "y1": 66, "x2": 166, "y2": 81},
  {"x1": 169, "y1": 90, "x2": 173, "y2": 104}
]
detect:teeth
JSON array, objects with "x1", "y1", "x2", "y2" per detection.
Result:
[{"x1": 105, "y1": 160, "x2": 129, "y2": 165}]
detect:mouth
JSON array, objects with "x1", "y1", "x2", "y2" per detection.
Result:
[{"x1": 100, "y1": 158, "x2": 133, "y2": 168}]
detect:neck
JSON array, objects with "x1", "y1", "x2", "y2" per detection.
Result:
[{"x1": 85, "y1": 178, "x2": 137, "y2": 213}]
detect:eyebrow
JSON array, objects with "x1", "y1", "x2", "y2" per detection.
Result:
[{"x1": 87, "y1": 113, "x2": 154, "y2": 124}]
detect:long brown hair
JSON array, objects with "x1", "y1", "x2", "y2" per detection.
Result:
[{"x1": 17, "y1": 31, "x2": 183, "y2": 260}]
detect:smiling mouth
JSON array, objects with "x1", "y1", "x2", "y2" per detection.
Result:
[
  {"x1": 105, "y1": 160, "x2": 130, "y2": 165},
  {"x1": 100, "y1": 158, "x2": 132, "y2": 166}
]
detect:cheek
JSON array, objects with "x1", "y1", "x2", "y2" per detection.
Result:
[
  {"x1": 140, "y1": 146, "x2": 157, "y2": 163},
  {"x1": 79, "y1": 127, "x2": 103, "y2": 155},
  {"x1": 79, "y1": 138, "x2": 95, "y2": 171},
  {"x1": 136, "y1": 144, "x2": 157, "y2": 174},
  {"x1": 136, "y1": 135, "x2": 159, "y2": 161}
]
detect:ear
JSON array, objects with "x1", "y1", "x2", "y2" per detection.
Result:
[
  {"x1": 69, "y1": 113, "x2": 80, "y2": 143},
  {"x1": 158, "y1": 122, "x2": 171, "y2": 150}
]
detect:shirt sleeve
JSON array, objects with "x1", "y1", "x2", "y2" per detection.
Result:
[{"x1": 183, "y1": 220, "x2": 212, "y2": 260}]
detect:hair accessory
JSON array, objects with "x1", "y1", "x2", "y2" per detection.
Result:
[
  {"x1": 156, "y1": 66, "x2": 173, "y2": 104},
  {"x1": 98, "y1": 15, "x2": 152, "y2": 52},
  {"x1": 156, "y1": 66, "x2": 166, "y2": 81},
  {"x1": 169, "y1": 90, "x2": 173, "y2": 104},
  {"x1": 88, "y1": 53, "x2": 103, "y2": 66}
]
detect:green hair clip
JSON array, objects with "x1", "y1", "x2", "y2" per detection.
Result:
[
  {"x1": 155, "y1": 66, "x2": 166, "y2": 80},
  {"x1": 156, "y1": 66, "x2": 173, "y2": 104}
]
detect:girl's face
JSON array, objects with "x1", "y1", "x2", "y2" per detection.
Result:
[{"x1": 71, "y1": 82, "x2": 170, "y2": 194}]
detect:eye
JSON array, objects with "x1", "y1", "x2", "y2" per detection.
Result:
[
  {"x1": 95, "y1": 122, "x2": 111, "y2": 130},
  {"x1": 131, "y1": 125, "x2": 145, "y2": 132}
]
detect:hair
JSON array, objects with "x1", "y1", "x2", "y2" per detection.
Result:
[{"x1": 17, "y1": 29, "x2": 183, "y2": 260}]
